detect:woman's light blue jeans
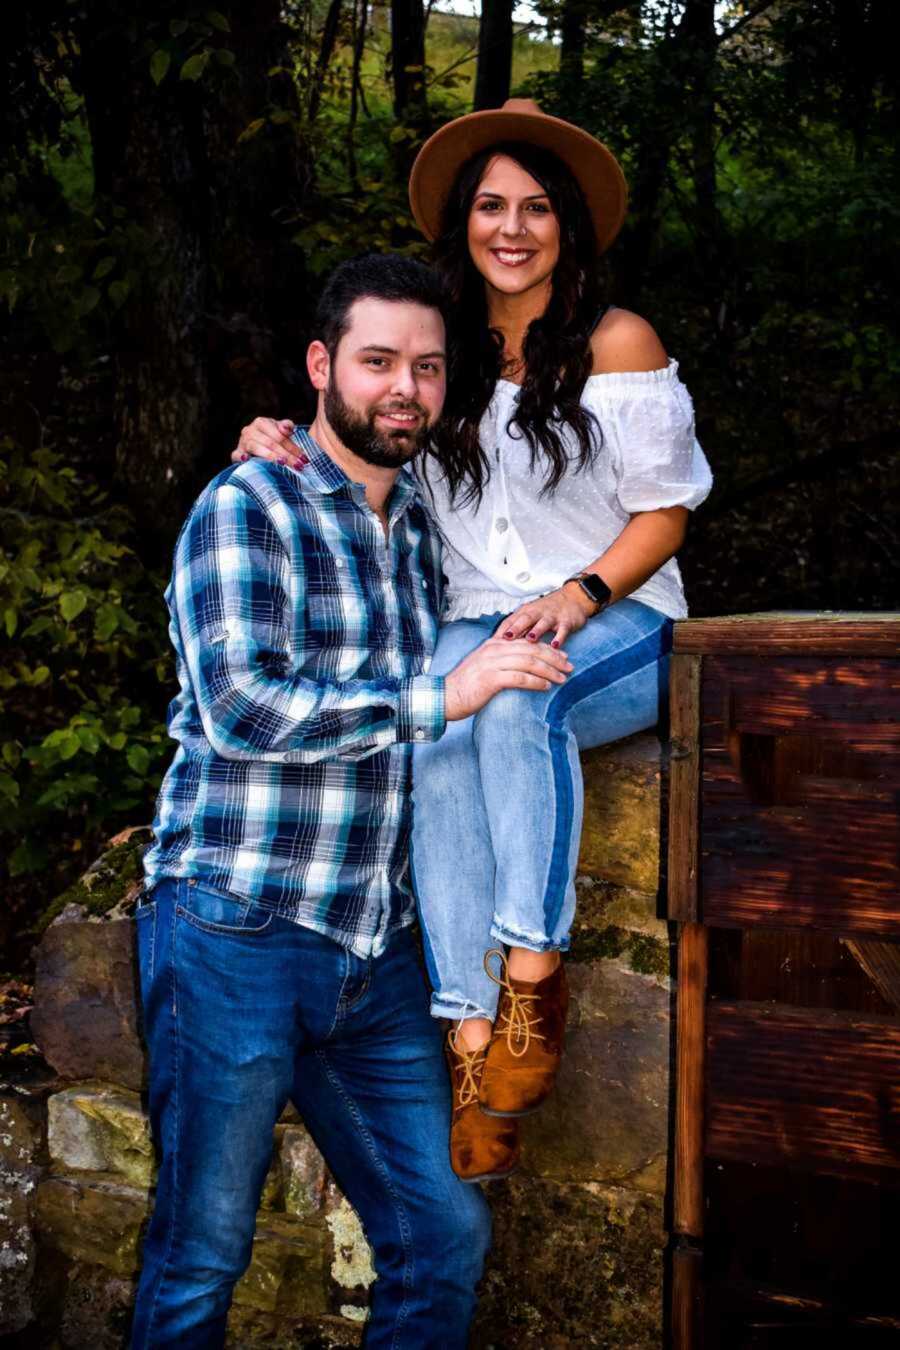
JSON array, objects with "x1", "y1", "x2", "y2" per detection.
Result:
[{"x1": 411, "y1": 598, "x2": 672, "y2": 1023}]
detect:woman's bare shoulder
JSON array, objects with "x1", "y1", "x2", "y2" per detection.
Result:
[{"x1": 590, "y1": 307, "x2": 668, "y2": 374}]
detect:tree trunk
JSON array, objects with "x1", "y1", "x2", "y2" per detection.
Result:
[
  {"x1": 78, "y1": 0, "x2": 310, "y2": 549},
  {"x1": 680, "y1": 0, "x2": 721, "y2": 298},
  {"x1": 474, "y1": 0, "x2": 514, "y2": 111},
  {"x1": 202, "y1": 1, "x2": 311, "y2": 455},
  {"x1": 622, "y1": 0, "x2": 716, "y2": 301},
  {"x1": 309, "y1": 0, "x2": 344, "y2": 123},
  {"x1": 559, "y1": 0, "x2": 587, "y2": 86},
  {"x1": 79, "y1": 2, "x2": 209, "y2": 536},
  {"x1": 348, "y1": 0, "x2": 371, "y2": 189},
  {"x1": 390, "y1": 0, "x2": 427, "y2": 125}
]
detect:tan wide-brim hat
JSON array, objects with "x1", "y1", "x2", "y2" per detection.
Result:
[{"x1": 409, "y1": 98, "x2": 628, "y2": 254}]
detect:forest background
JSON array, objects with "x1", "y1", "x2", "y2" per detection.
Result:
[{"x1": 1, "y1": 0, "x2": 898, "y2": 976}]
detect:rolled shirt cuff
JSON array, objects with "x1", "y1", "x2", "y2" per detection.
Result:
[{"x1": 398, "y1": 675, "x2": 446, "y2": 744}]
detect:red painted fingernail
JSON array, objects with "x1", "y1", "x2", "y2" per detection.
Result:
[
  {"x1": 527, "y1": 633, "x2": 537, "y2": 641},
  {"x1": 503, "y1": 630, "x2": 513, "y2": 638},
  {"x1": 551, "y1": 640, "x2": 560, "y2": 648},
  {"x1": 239, "y1": 452, "x2": 249, "y2": 462}
]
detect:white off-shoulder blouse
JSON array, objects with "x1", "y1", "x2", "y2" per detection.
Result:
[{"x1": 415, "y1": 359, "x2": 712, "y2": 622}]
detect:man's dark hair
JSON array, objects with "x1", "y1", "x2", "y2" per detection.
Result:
[{"x1": 316, "y1": 253, "x2": 450, "y2": 358}]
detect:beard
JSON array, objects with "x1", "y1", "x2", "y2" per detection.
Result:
[{"x1": 324, "y1": 382, "x2": 432, "y2": 469}]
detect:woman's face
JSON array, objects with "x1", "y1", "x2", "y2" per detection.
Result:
[{"x1": 466, "y1": 154, "x2": 561, "y2": 300}]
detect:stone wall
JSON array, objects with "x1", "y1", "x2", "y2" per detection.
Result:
[{"x1": 1, "y1": 732, "x2": 671, "y2": 1348}]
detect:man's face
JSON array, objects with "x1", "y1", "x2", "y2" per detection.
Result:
[{"x1": 324, "y1": 297, "x2": 446, "y2": 469}]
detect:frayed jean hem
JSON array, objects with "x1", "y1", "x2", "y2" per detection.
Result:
[
  {"x1": 489, "y1": 919, "x2": 570, "y2": 954},
  {"x1": 430, "y1": 995, "x2": 496, "y2": 1023}
]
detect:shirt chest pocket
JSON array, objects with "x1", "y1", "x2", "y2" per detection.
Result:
[
  {"x1": 297, "y1": 548, "x2": 357, "y2": 634},
  {"x1": 302, "y1": 586, "x2": 378, "y2": 680}
]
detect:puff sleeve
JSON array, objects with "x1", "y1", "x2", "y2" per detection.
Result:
[{"x1": 588, "y1": 360, "x2": 713, "y2": 515}]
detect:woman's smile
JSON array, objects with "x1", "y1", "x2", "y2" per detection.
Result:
[{"x1": 490, "y1": 247, "x2": 538, "y2": 267}]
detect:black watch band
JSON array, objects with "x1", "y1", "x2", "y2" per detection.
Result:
[{"x1": 564, "y1": 571, "x2": 612, "y2": 614}]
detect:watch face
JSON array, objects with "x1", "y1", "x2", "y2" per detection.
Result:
[{"x1": 581, "y1": 574, "x2": 612, "y2": 605}]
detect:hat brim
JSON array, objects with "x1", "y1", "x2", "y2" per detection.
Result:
[{"x1": 409, "y1": 107, "x2": 628, "y2": 255}]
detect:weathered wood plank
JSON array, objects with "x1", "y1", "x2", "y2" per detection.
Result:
[
  {"x1": 699, "y1": 656, "x2": 900, "y2": 936},
  {"x1": 706, "y1": 1001, "x2": 900, "y2": 1184},
  {"x1": 842, "y1": 938, "x2": 900, "y2": 1013},
  {"x1": 709, "y1": 1278, "x2": 900, "y2": 1331},
  {"x1": 674, "y1": 923, "x2": 708, "y2": 1236},
  {"x1": 667, "y1": 653, "x2": 701, "y2": 922},
  {"x1": 714, "y1": 929, "x2": 896, "y2": 1015},
  {"x1": 704, "y1": 1156, "x2": 900, "y2": 1324},
  {"x1": 673, "y1": 612, "x2": 900, "y2": 656}
]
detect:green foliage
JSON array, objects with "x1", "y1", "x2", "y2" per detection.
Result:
[
  {"x1": 1, "y1": 0, "x2": 898, "y2": 942},
  {"x1": 0, "y1": 440, "x2": 171, "y2": 883},
  {"x1": 287, "y1": 6, "x2": 560, "y2": 274},
  {"x1": 0, "y1": 199, "x2": 148, "y2": 358},
  {"x1": 146, "y1": 8, "x2": 235, "y2": 86}
]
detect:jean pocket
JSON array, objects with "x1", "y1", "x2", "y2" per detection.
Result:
[
  {"x1": 176, "y1": 881, "x2": 275, "y2": 936},
  {"x1": 135, "y1": 884, "x2": 157, "y2": 920},
  {"x1": 135, "y1": 889, "x2": 158, "y2": 988}
]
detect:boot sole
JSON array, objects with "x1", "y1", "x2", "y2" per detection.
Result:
[
  {"x1": 457, "y1": 1163, "x2": 520, "y2": 1184},
  {"x1": 479, "y1": 1102, "x2": 545, "y2": 1118}
]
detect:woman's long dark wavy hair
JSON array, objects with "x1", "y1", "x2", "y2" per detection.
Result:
[{"x1": 425, "y1": 140, "x2": 606, "y2": 507}]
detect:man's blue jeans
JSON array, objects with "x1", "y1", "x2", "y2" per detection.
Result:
[{"x1": 132, "y1": 878, "x2": 490, "y2": 1348}]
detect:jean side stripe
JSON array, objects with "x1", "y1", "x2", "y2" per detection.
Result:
[{"x1": 542, "y1": 620, "x2": 673, "y2": 936}]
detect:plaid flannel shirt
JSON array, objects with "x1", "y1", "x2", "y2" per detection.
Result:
[{"x1": 144, "y1": 429, "x2": 446, "y2": 958}]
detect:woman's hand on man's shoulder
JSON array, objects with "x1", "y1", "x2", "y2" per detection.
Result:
[
  {"x1": 590, "y1": 308, "x2": 668, "y2": 375},
  {"x1": 232, "y1": 418, "x2": 306, "y2": 469}
]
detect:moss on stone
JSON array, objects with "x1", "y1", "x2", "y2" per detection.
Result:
[
  {"x1": 34, "y1": 829, "x2": 153, "y2": 936},
  {"x1": 626, "y1": 932, "x2": 671, "y2": 979},
  {"x1": 569, "y1": 922, "x2": 669, "y2": 979},
  {"x1": 473, "y1": 1178, "x2": 665, "y2": 1348},
  {"x1": 569, "y1": 923, "x2": 627, "y2": 964}
]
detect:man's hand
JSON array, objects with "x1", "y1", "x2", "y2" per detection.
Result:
[
  {"x1": 499, "y1": 585, "x2": 596, "y2": 648},
  {"x1": 233, "y1": 417, "x2": 306, "y2": 470},
  {"x1": 444, "y1": 637, "x2": 573, "y2": 721}
]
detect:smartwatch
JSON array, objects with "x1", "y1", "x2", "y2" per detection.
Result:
[{"x1": 564, "y1": 571, "x2": 612, "y2": 614}]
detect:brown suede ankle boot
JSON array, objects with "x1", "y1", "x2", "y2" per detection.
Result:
[
  {"x1": 446, "y1": 1029, "x2": 520, "y2": 1183},
  {"x1": 478, "y1": 950, "x2": 569, "y2": 1118}
]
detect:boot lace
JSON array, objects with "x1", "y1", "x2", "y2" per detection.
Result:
[
  {"x1": 447, "y1": 1031, "x2": 487, "y2": 1107},
  {"x1": 484, "y1": 949, "x2": 545, "y2": 1059}
]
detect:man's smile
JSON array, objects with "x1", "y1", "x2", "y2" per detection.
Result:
[{"x1": 375, "y1": 406, "x2": 424, "y2": 430}]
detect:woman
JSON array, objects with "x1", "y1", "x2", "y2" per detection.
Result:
[{"x1": 236, "y1": 99, "x2": 712, "y2": 1183}]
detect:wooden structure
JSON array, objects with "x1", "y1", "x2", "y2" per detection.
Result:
[{"x1": 667, "y1": 613, "x2": 900, "y2": 1349}]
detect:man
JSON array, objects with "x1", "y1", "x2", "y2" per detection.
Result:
[{"x1": 134, "y1": 253, "x2": 572, "y2": 1348}]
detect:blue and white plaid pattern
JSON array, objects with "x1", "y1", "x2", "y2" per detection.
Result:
[{"x1": 144, "y1": 429, "x2": 446, "y2": 958}]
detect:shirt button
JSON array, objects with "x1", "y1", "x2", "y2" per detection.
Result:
[
  {"x1": 516, "y1": 571, "x2": 531, "y2": 583},
  {"x1": 495, "y1": 517, "x2": 508, "y2": 533},
  {"x1": 414, "y1": 729, "x2": 426, "y2": 741},
  {"x1": 421, "y1": 578, "x2": 428, "y2": 589}
]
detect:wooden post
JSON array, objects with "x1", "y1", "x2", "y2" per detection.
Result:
[
  {"x1": 672, "y1": 921, "x2": 708, "y2": 1347},
  {"x1": 674, "y1": 921, "x2": 708, "y2": 1237},
  {"x1": 671, "y1": 1241, "x2": 703, "y2": 1350},
  {"x1": 668, "y1": 653, "x2": 701, "y2": 921}
]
